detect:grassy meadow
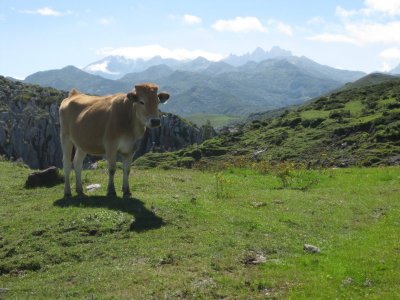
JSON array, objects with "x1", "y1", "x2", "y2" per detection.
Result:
[
  {"x1": 0, "y1": 160, "x2": 399, "y2": 299},
  {"x1": 185, "y1": 114, "x2": 243, "y2": 128}
]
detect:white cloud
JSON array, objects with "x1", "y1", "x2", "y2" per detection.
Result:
[
  {"x1": 277, "y1": 22, "x2": 293, "y2": 36},
  {"x1": 346, "y1": 21, "x2": 400, "y2": 43},
  {"x1": 85, "y1": 61, "x2": 119, "y2": 75},
  {"x1": 380, "y1": 47, "x2": 400, "y2": 60},
  {"x1": 212, "y1": 17, "x2": 267, "y2": 33},
  {"x1": 365, "y1": 0, "x2": 400, "y2": 16},
  {"x1": 268, "y1": 19, "x2": 293, "y2": 36},
  {"x1": 183, "y1": 14, "x2": 202, "y2": 25},
  {"x1": 20, "y1": 7, "x2": 62, "y2": 16},
  {"x1": 307, "y1": 16, "x2": 326, "y2": 26},
  {"x1": 335, "y1": 6, "x2": 359, "y2": 18},
  {"x1": 324, "y1": 2, "x2": 400, "y2": 45},
  {"x1": 97, "y1": 44, "x2": 225, "y2": 61},
  {"x1": 335, "y1": 1, "x2": 400, "y2": 18},
  {"x1": 309, "y1": 21, "x2": 400, "y2": 44}
]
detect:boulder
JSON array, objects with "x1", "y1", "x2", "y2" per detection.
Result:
[{"x1": 25, "y1": 166, "x2": 64, "y2": 188}]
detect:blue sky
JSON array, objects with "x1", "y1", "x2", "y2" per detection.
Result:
[{"x1": 1, "y1": 0, "x2": 400, "y2": 78}]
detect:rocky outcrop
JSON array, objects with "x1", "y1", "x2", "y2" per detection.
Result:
[
  {"x1": 0, "y1": 77, "x2": 65, "y2": 169},
  {"x1": 0, "y1": 76, "x2": 214, "y2": 169},
  {"x1": 134, "y1": 112, "x2": 215, "y2": 157}
]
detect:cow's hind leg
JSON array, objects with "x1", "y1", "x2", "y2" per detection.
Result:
[
  {"x1": 106, "y1": 147, "x2": 118, "y2": 197},
  {"x1": 73, "y1": 147, "x2": 87, "y2": 196},
  {"x1": 122, "y1": 154, "x2": 133, "y2": 198},
  {"x1": 61, "y1": 135, "x2": 73, "y2": 198}
]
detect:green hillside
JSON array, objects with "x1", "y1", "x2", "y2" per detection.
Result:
[
  {"x1": 339, "y1": 73, "x2": 399, "y2": 91},
  {"x1": 136, "y1": 77, "x2": 400, "y2": 169},
  {"x1": 0, "y1": 160, "x2": 399, "y2": 298},
  {"x1": 25, "y1": 66, "x2": 126, "y2": 95}
]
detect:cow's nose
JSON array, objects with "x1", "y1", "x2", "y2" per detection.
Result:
[{"x1": 150, "y1": 118, "x2": 161, "y2": 127}]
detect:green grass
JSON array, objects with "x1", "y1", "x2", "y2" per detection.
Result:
[
  {"x1": 185, "y1": 114, "x2": 243, "y2": 128},
  {"x1": 300, "y1": 109, "x2": 329, "y2": 120},
  {"x1": 0, "y1": 160, "x2": 399, "y2": 298},
  {"x1": 344, "y1": 100, "x2": 363, "y2": 116}
]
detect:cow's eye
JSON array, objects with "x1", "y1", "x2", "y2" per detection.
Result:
[{"x1": 139, "y1": 101, "x2": 145, "y2": 105}]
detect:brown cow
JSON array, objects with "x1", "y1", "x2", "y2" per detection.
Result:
[{"x1": 59, "y1": 83, "x2": 170, "y2": 198}]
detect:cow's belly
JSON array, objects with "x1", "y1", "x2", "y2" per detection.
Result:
[
  {"x1": 72, "y1": 136, "x2": 106, "y2": 155},
  {"x1": 69, "y1": 119, "x2": 107, "y2": 155}
]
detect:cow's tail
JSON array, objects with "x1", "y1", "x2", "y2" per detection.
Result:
[{"x1": 68, "y1": 89, "x2": 81, "y2": 98}]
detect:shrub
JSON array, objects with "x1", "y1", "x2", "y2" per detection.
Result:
[
  {"x1": 329, "y1": 110, "x2": 351, "y2": 119},
  {"x1": 301, "y1": 118, "x2": 324, "y2": 128},
  {"x1": 323, "y1": 102, "x2": 345, "y2": 110},
  {"x1": 214, "y1": 172, "x2": 232, "y2": 199},
  {"x1": 177, "y1": 157, "x2": 195, "y2": 168}
]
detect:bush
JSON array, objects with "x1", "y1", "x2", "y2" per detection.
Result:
[
  {"x1": 329, "y1": 110, "x2": 351, "y2": 119},
  {"x1": 177, "y1": 157, "x2": 195, "y2": 168},
  {"x1": 271, "y1": 130, "x2": 289, "y2": 145},
  {"x1": 386, "y1": 102, "x2": 400, "y2": 109},
  {"x1": 183, "y1": 149, "x2": 202, "y2": 160},
  {"x1": 301, "y1": 118, "x2": 324, "y2": 128},
  {"x1": 323, "y1": 102, "x2": 345, "y2": 110}
]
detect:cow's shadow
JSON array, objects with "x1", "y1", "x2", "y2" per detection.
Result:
[{"x1": 53, "y1": 195, "x2": 165, "y2": 232}]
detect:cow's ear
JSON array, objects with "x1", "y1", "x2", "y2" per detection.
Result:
[
  {"x1": 158, "y1": 92, "x2": 170, "y2": 103},
  {"x1": 127, "y1": 92, "x2": 138, "y2": 102}
]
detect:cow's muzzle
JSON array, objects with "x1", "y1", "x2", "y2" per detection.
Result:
[{"x1": 149, "y1": 118, "x2": 161, "y2": 128}]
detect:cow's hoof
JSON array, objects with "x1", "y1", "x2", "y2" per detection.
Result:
[
  {"x1": 107, "y1": 190, "x2": 117, "y2": 197},
  {"x1": 123, "y1": 191, "x2": 132, "y2": 198},
  {"x1": 64, "y1": 192, "x2": 72, "y2": 199},
  {"x1": 77, "y1": 192, "x2": 87, "y2": 198}
]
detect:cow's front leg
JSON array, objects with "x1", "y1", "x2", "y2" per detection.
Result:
[
  {"x1": 122, "y1": 154, "x2": 133, "y2": 198},
  {"x1": 61, "y1": 135, "x2": 73, "y2": 198},
  {"x1": 73, "y1": 147, "x2": 87, "y2": 197},
  {"x1": 106, "y1": 148, "x2": 117, "y2": 197}
]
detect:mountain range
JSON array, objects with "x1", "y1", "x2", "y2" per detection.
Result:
[
  {"x1": 83, "y1": 46, "x2": 294, "y2": 79},
  {"x1": 24, "y1": 47, "x2": 367, "y2": 117}
]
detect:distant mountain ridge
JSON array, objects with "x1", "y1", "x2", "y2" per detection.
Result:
[
  {"x1": 83, "y1": 46, "x2": 295, "y2": 79},
  {"x1": 223, "y1": 46, "x2": 292, "y2": 66},
  {"x1": 25, "y1": 66, "x2": 127, "y2": 95},
  {"x1": 83, "y1": 55, "x2": 184, "y2": 79},
  {"x1": 23, "y1": 47, "x2": 366, "y2": 117}
]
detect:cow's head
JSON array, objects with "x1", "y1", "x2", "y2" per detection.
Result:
[{"x1": 127, "y1": 83, "x2": 170, "y2": 128}]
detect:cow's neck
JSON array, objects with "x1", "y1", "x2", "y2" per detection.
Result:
[{"x1": 131, "y1": 104, "x2": 146, "y2": 138}]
